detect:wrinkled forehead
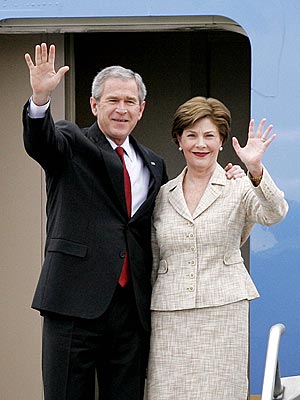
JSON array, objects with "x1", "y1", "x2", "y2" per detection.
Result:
[{"x1": 101, "y1": 77, "x2": 140, "y2": 99}]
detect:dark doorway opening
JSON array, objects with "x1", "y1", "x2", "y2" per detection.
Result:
[{"x1": 73, "y1": 30, "x2": 250, "y2": 178}]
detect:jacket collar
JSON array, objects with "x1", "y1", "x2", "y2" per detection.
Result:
[{"x1": 168, "y1": 163, "x2": 227, "y2": 221}]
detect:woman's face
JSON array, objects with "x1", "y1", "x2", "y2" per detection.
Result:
[{"x1": 178, "y1": 117, "x2": 223, "y2": 174}]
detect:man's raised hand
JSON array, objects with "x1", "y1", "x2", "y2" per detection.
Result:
[{"x1": 24, "y1": 43, "x2": 69, "y2": 106}]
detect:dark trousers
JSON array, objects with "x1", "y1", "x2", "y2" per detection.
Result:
[{"x1": 42, "y1": 284, "x2": 149, "y2": 400}]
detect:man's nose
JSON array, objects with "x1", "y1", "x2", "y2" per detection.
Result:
[{"x1": 116, "y1": 102, "x2": 127, "y2": 113}]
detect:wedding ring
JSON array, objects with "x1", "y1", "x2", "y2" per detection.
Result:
[{"x1": 261, "y1": 138, "x2": 266, "y2": 142}]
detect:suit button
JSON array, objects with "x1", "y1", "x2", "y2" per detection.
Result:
[{"x1": 119, "y1": 251, "x2": 126, "y2": 258}]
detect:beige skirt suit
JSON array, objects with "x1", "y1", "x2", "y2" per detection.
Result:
[{"x1": 145, "y1": 164, "x2": 288, "y2": 400}]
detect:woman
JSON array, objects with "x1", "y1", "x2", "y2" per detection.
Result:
[{"x1": 146, "y1": 97, "x2": 288, "y2": 399}]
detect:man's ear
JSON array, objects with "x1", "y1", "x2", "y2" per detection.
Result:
[
  {"x1": 138, "y1": 101, "x2": 146, "y2": 120},
  {"x1": 90, "y1": 97, "x2": 98, "y2": 116}
]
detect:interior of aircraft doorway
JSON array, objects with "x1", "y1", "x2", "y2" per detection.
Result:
[
  {"x1": 71, "y1": 29, "x2": 251, "y2": 262},
  {"x1": 72, "y1": 30, "x2": 250, "y2": 179}
]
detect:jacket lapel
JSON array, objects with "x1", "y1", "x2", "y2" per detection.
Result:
[
  {"x1": 86, "y1": 123, "x2": 128, "y2": 215},
  {"x1": 129, "y1": 136, "x2": 162, "y2": 220},
  {"x1": 168, "y1": 169, "x2": 194, "y2": 222},
  {"x1": 168, "y1": 164, "x2": 227, "y2": 221},
  {"x1": 193, "y1": 164, "x2": 227, "y2": 219}
]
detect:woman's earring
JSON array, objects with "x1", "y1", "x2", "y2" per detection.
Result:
[
  {"x1": 219, "y1": 146, "x2": 223, "y2": 151},
  {"x1": 178, "y1": 146, "x2": 182, "y2": 151}
]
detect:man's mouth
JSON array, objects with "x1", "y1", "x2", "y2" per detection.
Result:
[{"x1": 113, "y1": 118, "x2": 128, "y2": 123}]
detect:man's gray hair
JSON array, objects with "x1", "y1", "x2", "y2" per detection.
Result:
[{"x1": 91, "y1": 65, "x2": 147, "y2": 104}]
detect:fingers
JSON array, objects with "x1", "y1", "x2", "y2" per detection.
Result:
[
  {"x1": 232, "y1": 136, "x2": 241, "y2": 154},
  {"x1": 24, "y1": 53, "x2": 34, "y2": 69},
  {"x1": 262, "y1": 132, "x2": 277, "y2": 147},
  {"x1": 48, "y1": 44, "x2": 56, "y2": 66},
  {"x1": 258, "y1": 118, "x2": 274, "y2": 144},
  {"x1": 29, "y1": 43, "x2": 55, "y2": 66},
  {"x1": 248, "y1": 118, "x2": 276, "y2": 148},
  {"x1": 225, "y1": 164, "x2": 245, "y2": 180},
  {"x1": 256, "y1": 118, "x2": 267, "y2": 137},
  {"x1": 224, "y1": 162, "x2": 233, "y2": 171},
  {"x1": 251, "y1": 118, "x2": 274, "y2": 142},
  {"x1": 41, "y1": 42, "x2": 48, "y2": 63},
  {"x1": 248, "y1": 119, "x2": 255, "y2": 138},
  {"x1": 34, "y1": 44, "x2": 42, "y2": 65},
  {"x1": 261, "y1": 123, "x2": 274, "y2": 143},
  {"x1": 57, "y1": 66, "x2": 70, "y2": 77}
]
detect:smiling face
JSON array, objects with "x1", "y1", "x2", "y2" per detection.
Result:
[
  {"x1": 90, "y1": 77, "x2": 145, "y2": 145},
  {"x1": 178, "y1": 117, "x2": 223, "y2": 174}
]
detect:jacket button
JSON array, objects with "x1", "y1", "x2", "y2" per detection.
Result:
[{"x1": 187, "y1": 286, "x2": 194, "y2": 292}]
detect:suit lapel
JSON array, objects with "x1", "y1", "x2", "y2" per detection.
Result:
[
  {"x1": 168, "y1": 164, "x2": 227, "y2": 221},
  {"x1": 86, "y1": 123, "x2": 128, "y2": 215},
  {"x1": 168, "y1": 169, "x2": 194, "y2": 222},
  {"x1": 129, "y1": 136, "x2": 162, "y2": 220},
  {"x1": 193, "y1": 164, "x2": 227, "y2": 219}
]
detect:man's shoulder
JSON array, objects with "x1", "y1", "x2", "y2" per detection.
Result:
[
  {"x1": 54, "y1": 120, "x2": 96, "y2": 144},
  {"x1": 132, "y1": 137, "x2": 164, "y2": 162},
  {"x1": 55, "y1": 119, "x2": 83, "y2": 133}
]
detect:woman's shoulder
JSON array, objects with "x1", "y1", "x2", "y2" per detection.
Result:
[{"x1": 160, "y1": 167, "x2": 187, "y2": 191}]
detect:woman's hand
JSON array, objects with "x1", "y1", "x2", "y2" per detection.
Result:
[{"x1": 232, "y1": 118, "x2": 276, "y2": 178}]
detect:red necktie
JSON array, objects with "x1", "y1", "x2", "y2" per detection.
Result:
[{"x1": 115, "y1": 146, "x2": 131, "y2": 286}]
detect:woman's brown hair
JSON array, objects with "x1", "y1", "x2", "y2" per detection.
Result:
[{"x1": 171, "y1": 96, "x2": 231, "y2": 146}]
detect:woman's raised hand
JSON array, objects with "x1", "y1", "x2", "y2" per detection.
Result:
[{"x1": 232, "y1": 118, "x2": 276, "y2": 177}]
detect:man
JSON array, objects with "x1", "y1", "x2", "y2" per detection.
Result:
[
  {"x1": 23, "y1": 43, "x2": 244, "y2": 400},
  {"x1": 23, "y1": 42, "x2": 168, "y2": 400}
]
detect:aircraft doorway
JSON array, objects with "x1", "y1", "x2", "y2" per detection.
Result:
[
  {"x1": 72, "y1": 30, "x2": 250, "y2": 179},
  {"x1": 71, "y1": 29, "x2": 252, "y2": 397}
]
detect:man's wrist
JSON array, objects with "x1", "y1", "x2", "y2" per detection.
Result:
[{"x1": 28, "y1": 96, "x2": 50, "y2": 118}]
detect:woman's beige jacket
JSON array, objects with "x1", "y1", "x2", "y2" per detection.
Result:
[{"x1": 150, "y1": 164, "x2": 288, "y2": 311}]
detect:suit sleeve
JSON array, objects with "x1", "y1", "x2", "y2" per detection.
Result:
[{"x1": 23, "y1": 101, "x2": 76, "y2": 174}]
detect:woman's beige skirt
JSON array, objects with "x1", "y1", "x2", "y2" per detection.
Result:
[{"x1": 145, "y1": 300, "x2": 249, "y2": 400}]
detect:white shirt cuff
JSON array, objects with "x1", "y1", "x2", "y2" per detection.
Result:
[{"x1": 28, "y1": 97, "x2": 50, "y2": 119}]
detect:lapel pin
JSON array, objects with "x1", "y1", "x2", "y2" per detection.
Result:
[{"x1": 150, "y1": 161, "x2": 156, "y2": 166}]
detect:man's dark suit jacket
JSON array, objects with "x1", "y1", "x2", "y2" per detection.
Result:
[{"x1": 23, "y1": 104, "x2": 168, "y2": 331}]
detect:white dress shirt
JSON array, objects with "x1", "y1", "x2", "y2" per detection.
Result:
[{"x1": 107, "y1": 137, "x2": 150, "y2": 216}]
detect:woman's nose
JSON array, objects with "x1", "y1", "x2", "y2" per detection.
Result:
[{"x1": 195, "y1": 139, "x2": 206, "y2": 147}]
